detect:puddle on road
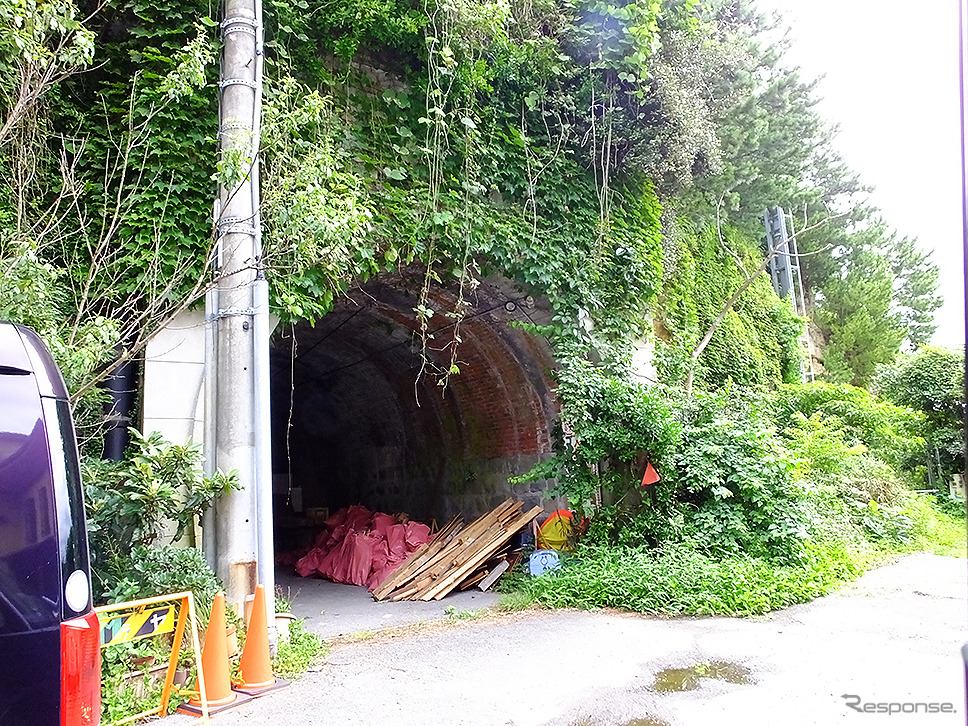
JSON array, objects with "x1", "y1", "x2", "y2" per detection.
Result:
[
  {"x1": 566, "y1": 662, "x2": 750, "y2": 726},
  {"x1": 651, "y1": 660, "x2": 753, "y2": 692}
]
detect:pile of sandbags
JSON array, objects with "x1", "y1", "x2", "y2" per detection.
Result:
[{"x1": 294, "y1": 505, "x2": 432, "y2": 589}]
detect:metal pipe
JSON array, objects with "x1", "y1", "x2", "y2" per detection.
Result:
[
  {"x1": 252, "y1": 277, "x2": 276, "y2": 645},
  {"x1": 202, "y1": 286, "x2": 219, "y2": 572}
]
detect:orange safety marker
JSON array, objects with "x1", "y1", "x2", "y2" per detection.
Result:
[
  {"x1": 234, "y1": 584, "x2": 289, "y2": 697},
  {"x1": 178, "y1": 593, "x2": 252, "y2": 716},
  {"x1": 640, "y1": 461, "x2": 661, "y2": 487}
]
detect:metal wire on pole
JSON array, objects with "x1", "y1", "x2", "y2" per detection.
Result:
[{"x1": 210, "y1": 0, "x2": 270, "y2": 617}]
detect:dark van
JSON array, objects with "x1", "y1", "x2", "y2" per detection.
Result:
[{"x1": 0, "y1": 323, "x2": 100, "y2": 725}]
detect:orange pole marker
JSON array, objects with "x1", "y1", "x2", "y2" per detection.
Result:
[
  {"x1": 235, "y1": 584, "x2": 289, "y2": 697},
  {"x1": 179, "y1": 593, "x2": 252, "y2": 716}
]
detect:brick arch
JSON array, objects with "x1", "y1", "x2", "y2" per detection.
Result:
[{"x1": 269, "y1": 273, "x2": 560, "y2": 525}]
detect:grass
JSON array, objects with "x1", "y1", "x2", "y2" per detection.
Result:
[
  {"x1": 497, "y1": 589, "x2": 535, "y2": 612},
  {"x1": 496, "y1": 495, "x2": 966, "y2": 618},
  {"x1": 272, "y1": 618, "x2": 328, "y2": 680},
  {"x1": 902, "y1": 494, "x2": 967, "y2": 558},
  {"x1": 444, "y1": 606, "x2": 486, "y2": 621},
  {"x1": 508, "y1": 540, "x2": 868, "y2": 617}
]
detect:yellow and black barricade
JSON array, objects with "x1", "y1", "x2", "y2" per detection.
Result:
[{"x1": 94, "y1": 591, "x2": 209, "y2": 723}]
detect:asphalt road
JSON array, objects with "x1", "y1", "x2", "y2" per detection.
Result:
[{"x1": 163, "y1": 553, "x2": 967, "y2": 726}]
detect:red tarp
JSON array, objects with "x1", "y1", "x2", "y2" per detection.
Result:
[{"x1": 292, "y1": 506, "x2": 433, "y2": 590}]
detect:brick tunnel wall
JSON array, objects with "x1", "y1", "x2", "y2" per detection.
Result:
[{"x1": 269, "y1": 273, "x2": 561, "y2": 530}]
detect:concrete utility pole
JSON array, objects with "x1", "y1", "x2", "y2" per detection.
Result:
[{"x1": 208, "y1": 0, "x2": 274, "y2": 632}]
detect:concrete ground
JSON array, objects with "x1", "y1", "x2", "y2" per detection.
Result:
[
  {"x1": 163, "y1": 554, "x2": 967, "y2": 726},
  {"x1": 274, "y1": 568, "x2": 502, "y2": 638}
]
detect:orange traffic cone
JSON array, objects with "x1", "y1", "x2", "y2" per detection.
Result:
[
  {"x1": 178, "y1": 593, "x2": 252, "y2": 716},
  {"x1": 235, "y1": 584, "x2": 289, "y2": 696}
]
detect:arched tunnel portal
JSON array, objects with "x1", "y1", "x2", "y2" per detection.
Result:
[{"x1": 269, "y1": 273, "x2": 560, "y2": 550}]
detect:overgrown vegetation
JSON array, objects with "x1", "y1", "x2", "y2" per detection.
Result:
[
  {"x1": 83, "y1": 429, "x2": 238, "y2": 604},
  {"x1": 1, "y1": 0, "x2": 943, "y2": 404},
  {"x1": 0, "y1": 0, "x2": 961, "y2": 636},
  {"x1": 273, "y1": 619, "x2": 327, "y2": 679},
  {"x1": 505, "y1": 491, "x2": 965, "y2": 616},
  {"x1": 504, "y1": 373, "x2": 964, "y2": 616}
]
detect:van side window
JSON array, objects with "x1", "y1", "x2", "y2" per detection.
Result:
[{"x1": 0, "y1": 375, "x2": 59, "y2": 634}]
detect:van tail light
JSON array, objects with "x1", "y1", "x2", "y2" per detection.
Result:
[{"x1": 61, "y1": 610, "x2": 101, "y2": 726}]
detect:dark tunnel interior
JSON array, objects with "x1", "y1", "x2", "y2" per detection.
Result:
[{"x1": 268, "y1": 273, "x2": 561, "y2": 550}]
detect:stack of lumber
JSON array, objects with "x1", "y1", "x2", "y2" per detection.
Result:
[{"x1": 371, "y1": 499, "x2": 542, "y2": 601}]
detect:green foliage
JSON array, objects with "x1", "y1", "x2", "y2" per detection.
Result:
[
  {"x1": 876, "y1": 346, "x2": 964, "y2": 421},
  {"x1": 875, "y1": 346, "x2": 965, "y2": 486},
  {"x1": 0, "y1": 243, "x2": 121, "y2": 387},
  {"x1": 815, "y1": 248, "x2": 904, "y2": 387},
  {"x1": 100, "y1": 638, "x2": 180, "y2": 723},
  {"x1": 771, "y1": 382, "x2": 925, "y2": 473},
  {"x1": 516, "y1": 540, "x2": 865, "y2": 616},
  {"x1": 0, "y1": 243, "x2": 120, "y2": 452},
  {"x1": 3, "y1": 0, "x2": 935, "y2": 410},
  {"x1": 902, "y1": 494, "x2": 966, "y2": 558},
  {"x1": 782, "y1": 412, "x2": 905, "y2": 505},
  {"x1": 887, "y1": 234, "x2": 943, "y2": 348},
  {"x1": 496, "y1": 588, "x2": 535, "y2": 611},
  {"x1": 272, "y1": 619, "x2": 327, "y2": 679},
  {"x1": 83, "y1": 429, "x2": 239, "y2": 601},
  {"x1": 655, "y1": 221, "x2": 805, "y2": 389},
  {"x1": 0, "y1": 0, "x2": 94, "y2": 105},
  {"x1": 670, "y1": 388, "x2": 807, "y2": 559},
  {"x1": 516, "y1": 358, "x2": 679, "y2": 515},
  {"x1": 518, "y1": 371, "x2": 815, "y2": 560},
  {"x1": 444, "y1": 605, "x2": 485, "y2": 620},
  {"x1": 101, "y1": 544, "x2": 223, "y2": 623},
  {"x1": 53, "y1": 0, "x2": 219, "y2": 306},
  {"x1": 261, "y1": 74, "x2": 376, "y2": 321}
]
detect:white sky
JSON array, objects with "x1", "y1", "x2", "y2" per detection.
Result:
[{"x1": 754, "y1": 0, "x2": 965, "y2": 349}]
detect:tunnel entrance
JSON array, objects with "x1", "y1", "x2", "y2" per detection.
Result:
[{"x1": 269, "y1": 272, "x2": 560, "y2": 556}]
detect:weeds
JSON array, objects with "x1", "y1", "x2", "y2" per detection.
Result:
[
  {"x1": 901, "y1": 494, "x2": 967, "y2": 557},
  {"x1": 272, "y1": 618, "x2": 327, "y2": 680},
  {"x1": 497, "y1": 590, "x2": 535, "y2": 612},
  {"x1": 514, "y1": 540, "x2": 867, "y2": 617},
  {"x1": 444, "y1": 606, "x2": 485, "y2": 621}
]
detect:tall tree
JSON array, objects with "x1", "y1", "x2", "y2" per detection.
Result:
[
  {"x1": 876, "y1": 345, "x2": 965, "y2": 486},
  {"x1": 815, "y1": 247, "x2": 904, "y2": 387},
  {"x1": 885, "y1": 233, "x2": 942, "y2": 349}
]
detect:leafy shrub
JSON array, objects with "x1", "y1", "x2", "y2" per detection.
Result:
[
  {"x1": 670, "y1": 389, "x2": 808, "y2": 560},
  {"x1": 875, "y1": 347, "x2": 965, "y2": 487},
  {"x1": 101, "y1": 545, "x2": 223, "y2": 622},
  {"x1": 84, "y1": 429, "x2": 238, "y2": 600},
  {"x1": 770, "y1": 382, "x2": 924, "y2": 472},
  {"x1": 783, "y1": 411, "x2": 905, "y2": 502},
  {"x1": 514, "y1": 360, "x2": 680, "y2": 531}
]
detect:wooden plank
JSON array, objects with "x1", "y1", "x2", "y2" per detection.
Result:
[
  {"x1": 379, "y1": 501, "x2": 520, "y2": 599},
  {"x1": 477, "y1": 559, "x2": 509, "y2": 592},
  {"x1": 417, "y1": 515, "x2": 516, "y2": 586},
  {"x1": 422, "y1": 506, "x2": 542, "y2": 600},
  {"x1": 371, "y1": 516, "x2": 463, "y2": 599},
  {"x1": 380, "y1": 500, "x2": 533, "y2": 602},
  {"x1": 459, "y1": 570, "x2": 488, "y2": 590}
]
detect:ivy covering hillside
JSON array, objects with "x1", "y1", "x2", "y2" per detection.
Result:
[
  {"x1": 0, "y1": 0, "x2": 961, "y2": 617},
  {"x1": 0, "y1": 0, "x2": 942, "y2": 395}
]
